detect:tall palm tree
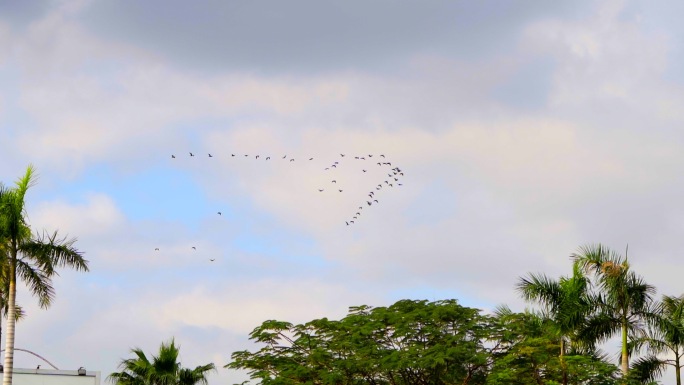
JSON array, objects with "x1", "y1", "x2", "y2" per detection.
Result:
[
  {"x1": 571, "y1": 244, "x2": 656, "y2": 380},
  {"x1": 629, "y1": 294, "x2": 684, "y2": 385},
  {"x1": 517, "y1": 263, "x2": 593, "y2": 385},
  {"x1": 108, "y1": 339, "x2": 215, "y2": 385},
  {"x1": 0, "y1": 165, "x2": 89, "y2": 385}
]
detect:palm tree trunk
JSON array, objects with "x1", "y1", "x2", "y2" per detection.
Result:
[
  {"x1": 3, "y1": 249, "x2": 17, "y2": 385},
  {"x1": 676, "y1": 350, "x2": 681, "y2": 385},
  {"x1": 560, "y1": 338, "x2": 567, "y2": 385},
  {"x1": 621, "y1": 321, "x2": 628, "y2": 380}
]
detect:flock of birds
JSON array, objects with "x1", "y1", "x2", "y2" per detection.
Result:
[{"x1": 157, "y1": 151, "x2": 406, "y2": 259}]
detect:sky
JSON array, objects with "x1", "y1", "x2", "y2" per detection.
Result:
[{"x1": 2, "y1": 0, "x2": 684, "y2": 383}]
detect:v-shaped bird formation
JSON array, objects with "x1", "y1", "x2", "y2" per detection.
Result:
[{"x1": 168, "y1": 151, "x2": 406, "y2": 227}]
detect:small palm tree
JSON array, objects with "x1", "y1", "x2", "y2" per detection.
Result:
[
  {"x1": 572, "y1": 244, "x2": 657, "y2": 380},
  {"x1": 517, "y1": 264, "x2": 593, "y2": 385},
  {"x1": 0, "y1": 165, "x2": 89, "y2": 385},
  {"x1": 108, "y1": 339, "x2": 215, "y2": 385},
  {"x1": 629, "y1": 295, "x2": 684, "y2": 385}
]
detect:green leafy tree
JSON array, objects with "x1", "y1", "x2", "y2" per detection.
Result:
[
  {"x1": 517, "y1": 264, "x2": 593, "y2": 385},
  {"x1": 572, "y1": 244, "x2": 656, "y2": 380},
  {"x1": 108, "y1": 339, "x2": 215, "y2": 385},
  {"x1": 0, "y1": 166, "x2": 89, "y2": 385},
  {"x1": 228, "y1": 299, "x2": 499, "y2": 385}
]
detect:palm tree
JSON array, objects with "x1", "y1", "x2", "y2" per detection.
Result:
[
  {"x1": 108, "y1": 339, "x2": 215, "y2": 385},
  {"x1": 517, "y1": 263, "x2": 593, "y2": 385},
  {"x1": 571, "y1": 244, "x2": 656, "y2": 380},
  {"x1": 0, "y1": 165, "x2": 89, "y2": 385},
  {"x1": 629, "y1": 294, "x2": 684, "y2": 385}
]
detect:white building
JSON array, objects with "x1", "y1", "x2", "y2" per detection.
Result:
[{"x1": 10, "y1": 368, "x2": 100, "y2": 385}]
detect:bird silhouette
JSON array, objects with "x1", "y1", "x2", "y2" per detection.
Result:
[
  {"x1": 355, "y1": 212, "x2": 361, "y2": 216},
  {"x1": 338, "y1": 189, "x2": 343, "y2": 192},
  {"x1": 171, "y1": 155, "x2": 176, "y2": 159},
  {"x1": 290, "y1": 159, "x2": 295, "y2": 162},
  {"x1": 362, "y1": 169, "x2": 367, "y2": 172},
  {"x1": 341, "y1": 154, "x2": 345, "y2": 157},
  {"x1": 398, "y1": 183, "x2": 403, "y2": 186},
  {"x1": 332, "y1": 180, "x2": 337, "y2": 183},
  {"x1": 368, "y1": 154, "x2": 373, "y2": 157},
  {"x1": 208, "y1": 153, "x2": 213, "y2": 157},
  {"x1": 218, "y1": 212, "x2": 222, "y2": 215},
  {"x1": 36, "y1": 365, "x2": 40, "y2": 370},
  {"x1": 309, "y1": 158, "x2": 314, "y2": 160},
  {"x1": 244, "y1": 154, "x2": 248, "y2": 157},
  {"x1": 367, "y1": 201, "x2": 372, "y2": 206},
  {"x1": 346, "y1": 221, "x2": 349, "y2": 225},
  {"x1": 210, "y1": 259, "x2": 215, "y2": 262},
  {"x1": 266, "y1": 156, "x2": 270, "y2": 160},
  {"x1": 256, "y1": 155, "x2": 260, "y2": 159},
  {"x1": 318, "y1": 189, "x2": 324, "y2": 192},
  {"x1": 189, "y1": 152, "x2": 194, "y2": 156},
  {"x1": 374, "y1": 199, "x2": 378, "y2": 203},
  {"x1": 380, "y1": 154, "x2": 385, "y2": 158},
  {"x1": 325, "y1": 167, "x2": 330, "y2": 170},
  {"x1": 155, "y1": 248, "x2": 159, "y2": 251},
  {"x1": 332, "y1": 165, "x2": 337, "y2": 168},
  {"x1": 282, "y1": 155, "x2": 287, "y2": 159},
  {"x1": 231, "y1": 154, "x2": 236, "y2": 157},
  {"x1": 192, "y1": 247, "x2": 196, "y2": 250}
]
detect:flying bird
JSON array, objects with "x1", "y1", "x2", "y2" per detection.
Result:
[
  {"x1": 367, "y1": 201, "x2": 372, "y2": 206},
  {"x1": 192, "y1": 247, "x2": 196, "y2": 250},
  {"x1": 208, "y1": 153, "x2": 213, "y2": 157},
  {"x1": 209, "y1": 259, "x2": 215, "y2": 262},
  {"x1": 332, "y1": 180, "x2": 337, "y2": 183},
  {"x1": 171, "y1": 155, "x2": 175, "y2": 159},
  {"x1": 189, "y1": 152, "x2": 194, "y2": 156},
  {"x1": 309, "y1": 158, "x2": 314, "y2": 160},
  {"x1": 256, "y1": 155, "x2": 260, "y2": 159},
  {"x1": 362, "y1": 169, "x2": 367, "y2": 172},
  {"x1": 318, "y1": 189, "x2": 324, "y2": 192},
  {"x1": 346, "y1": 221, "x2": 349, "y2": 226},
  {"x1": 155, "y1": 248, "x2": 159, "y2": 251},
  {"x1": 374, "y1": 199, "x2": 378, "y2": 203},
  {"x1": 266, "y1": 156, "x2": 270, "y2": 160},
  {"x1": 282, "y1": 155, "x2": 287, "y2": 159},
  {"x1": 332, "y1": 165, "x2": 337, "y2": 168},
  {"x1": 218, "y1": 212, "x2": 222, "y2": 215},
  {"x1": 290, "y1": 158, "x2": 295, "y2": 162},
  {"x1": 338, "y1": 189, "x2": 343, "y2": 192},
  {"x1": 380, "y1": 154, "x2": 385, "y2": 158},
  {"x1": 244, "y1": 154, "x2": 249, "y2": 157},
  {"x1": 231, "y1": 154, "x2": 236, "y2": 157}
]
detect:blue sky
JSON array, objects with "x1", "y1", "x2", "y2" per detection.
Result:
[{"x1": 3, "y1": 0, "x2": 684, "y2": 383}]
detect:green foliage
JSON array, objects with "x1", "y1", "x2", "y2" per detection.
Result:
[
  {"x1": 108, "y1": 339, "x2": 216, "y2": 385},
  {"x1": 487, "y1": 309, "x2": 621, "y2": 385},
  {"x1": 228, "y1": 299, "x2": 496, "y2": 385},
  {"x1": 228, "y1": 299, "x2": 623, "y2": 385}
]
